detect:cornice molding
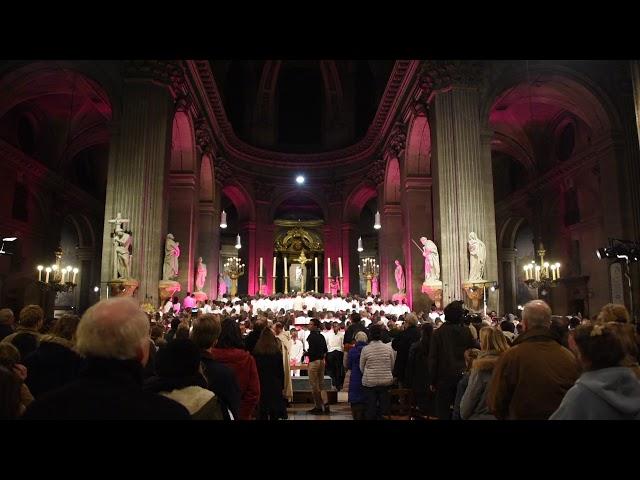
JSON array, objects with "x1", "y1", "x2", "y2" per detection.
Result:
[{"x1": 186, "y1": 60, "x2": 420, "y2": 177}]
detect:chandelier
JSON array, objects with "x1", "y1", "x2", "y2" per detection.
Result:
[
  {"x1": 523, "y1": 242, "x2": 560, "y2": 290},
  {"x1": 223, "y1": 256, "x2": 245, "y2": 297},
  {"x1": 361, "y1": 257, "x2": 379, "y2": 294},
  {"x1": 36, "y1": 246, "x2": 79, "y2": 293}
]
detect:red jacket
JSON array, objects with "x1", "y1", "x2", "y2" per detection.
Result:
[{"x1": 213, "y1": 347, "x2": 260, "y2": 420}]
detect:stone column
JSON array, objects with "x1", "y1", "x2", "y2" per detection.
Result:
[
  {"x1": 167, "y1": 172, "x2": 198, "y2": 293},
  {"x1": 402, "y1": 177, "x2": 433, "y2": 313},
  {"x1": 75, "y1": 247, "x2": 96, "y2": 313},
  {"x1": 100, "y1": 66, "x2": 175, "y2": 305},
  {"x1": 378, "y1": 203, "x2": 403, "y2": 302},
  {"x1": 499, "y1": 247, "x2": 517, "y2": 315},
  {"x1": 240, "y1": 221, "x2": 256, "y2": 295},
  {"x1": 198, "y1": 199, "x2": 218, "y2": 299},
  {"x1": 255, "y1": 199, "x2": 274, "y2": 295},
  {"x1": 341, "y1": 222, "x2": 358, "y2": 294},
  {"x1": 429, "y1": 62, "x2": 498, "y2": 311}
]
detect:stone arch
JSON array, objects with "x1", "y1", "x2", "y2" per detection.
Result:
[
  {"x1": 404, "y1": 115, "x2": 431, "y2": 177},
  {"x1": 199, "y1": 153, "x2": 215, "y2": 202},
  {"x1": 384, "y1": 156, "x2": 401, "y2": 205},
  {"x1": 269, "y1": 189, "x2": 328, "y2": 223},
  {"x1": 343, "y1": 182, "x2": 378, "y2": 224},
  {"x1": 170, "y1": 110, "x2": 197, "y2": 172},
  {"x1": 222, "y1": 183, "x2": 255, "y2": 223}
]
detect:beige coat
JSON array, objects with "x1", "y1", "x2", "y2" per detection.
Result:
[{"x1": 277, "y1": 331, "x2": 293, "y2": 401}]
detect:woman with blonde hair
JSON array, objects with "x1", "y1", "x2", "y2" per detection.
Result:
[{"x1": 459, "y1": 327, "x2": 510, "y2": 420}]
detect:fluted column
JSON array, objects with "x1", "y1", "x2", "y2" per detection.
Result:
[
  {"x1": 379, "y1": 203, "x2": 403, "y2": 301},
  {"x1": 100, "y1": 75, "x2": 174, "y2": 304},
  {"x1": 430, "y1": 67, "x2": 498, "y2": 310},
  {"x1": 499, "y1": 247, "x2": 517, "y2": 315},
  {"x1": 198, "y1": 200, "x2": 218, "y2": 299},
  {"x1": 402, "y1": 176, "x2": 433, "y2": 313},
  {"x1": 168, "y1": 172, "x2": 198, "y2": 293},
  {"x1": 76, "y1": 246, "x2": 96, "y2": 313},
  {"x1": 341, "y1": 222, "x2": 358, "y2": 294},
  {"x1": 240, "y1": 221, "x2": 257, "y2": 295}
]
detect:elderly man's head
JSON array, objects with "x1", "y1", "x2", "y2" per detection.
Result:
[
  {"x1": 76, "y1": 298, "x2": 150, "y2": 365},
  {"x1": 522, "y1": 300, "x2": 552, "y2": 331},
  {"x1": 0, "y1": 308, "x2": 15, "y2": 326}
]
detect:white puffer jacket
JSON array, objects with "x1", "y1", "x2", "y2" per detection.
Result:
[{"x1": 360, "y1": 341, "x2": 395, "y2": 387}]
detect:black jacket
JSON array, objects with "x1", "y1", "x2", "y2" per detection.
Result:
[
  {"x1": 429, "y1": 322, "x2": 476, "y2": 386},
  {"x1": 307, "y1": 330, "x2": 328, "y2": 362},
  {"x1": 366, "y1": 324, "x2": 391, "y2": 344},
  {"x1": 253, "y1": 352, "x2": 285, "y2": 413},
  {"x1": 22, "y1": 357, "x2": 191, "y2": 420},
  {"x1": 0, "y1": 323, "x2": 15, "y2": 341},
  {"x1": 23, "y1": 336, "x2": 86, "y2": 399},
  {"x1": 244, "y1": 330, "x2": 261, "y2": 353},
  {"x1": 392, "y1": 325, "x2": 421, "y2": 383},
  {"x1": 405, "y1": 340, "x2": 431, "y2": 392},
  {"x1": 344, "y1": 321, "x2": 367, "y2": 344},
  {"x1": 200, "y1": 351, "x2": 241, "y2": 420}
]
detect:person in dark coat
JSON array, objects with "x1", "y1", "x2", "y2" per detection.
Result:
[
  {"x1": 22, "y1": 298, "x2": 190, "y2": 420},
  {"x1": 405, "y1": 323, "x2": 434, "y2": 416},
  {"x1": 164, "y1": 317, "x2": 181, "y2": 343},
  {"x1": 252, "y1": 327, "x2": 285, "y2": 420},
  {"x1": 244, "y1": 318, "x2": 266, "y2": 353},
  {"x1": 23, "y1": 314, "x2": 85, "y2": 399},
  {"x1": 344, "y1": 312, "x2": 367, "y2": 344},
  {"x1": 429, "y1": 301, "x2": 477, "y2": 420},
  {"x1": 392, "y1": 313, "x2": 421, "y2": 387},
  {"x1": 191, "y1": 315, "x2": 241, "y2": 420},
  {"x1": 346, "y1": 331, "x2": 368, "y2": 420}
]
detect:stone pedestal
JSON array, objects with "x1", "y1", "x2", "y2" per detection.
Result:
[
  {"x1": 392, "y1": 292, "x2": 407, "y2": 303},
  {"x1": 107, "y1": 279, "x2": 139, "y2": 298},
  {"x1": 159, "y1": 280, "x2": 181, "y2": 306},
  {"x1": 193, "y1": 291, "x2": 208, "y2": 304},
  {"x1": 421, "y1": 280, "x2": 443, "y2": 309},
  {"x1": 462, "y1": 281, "x2": 484, "y2": 312}
]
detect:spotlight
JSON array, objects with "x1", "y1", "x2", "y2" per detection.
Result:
[
  {"x1": 296, "y1": 175, "x2": 305, "y2": 184},
  {"x1": 357, "y1": 237, "x2": 364, "y2": 252},
  {"x1": 93, "y1": 286, "x2": 99, "y2": 293},
  {"x1": 490, "y1": 282, "x2": 499, "y2": 292},
  {"x1": 2, "y1": 237, "x2": 16, "y2": 242},
  {"x1": 220, "y1": 210, "x2": 227, "y2": 229}
]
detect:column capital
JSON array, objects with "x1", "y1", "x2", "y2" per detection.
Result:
[
  {"x1": 386, "y1": 122, "x2": 407, "y2": 157},
  {"x1": 169, "y1": 172, "x2": 197, "y2": 189},
  {"x1": 341, "y1": 222, "x2": 358, "y2": 232},
  {"x1": 404, "y1": 176, "x2": 432, "y2": 191},
  {"x1": 364, "y1": 157, "x2": 386, "y2": 187},
  {"x1": 383, "y1": 203, "x2": 402, "y2": 216},
  {"x1": 240, "y1": 221, "x2": 257, "y2": 232},
  {"x1": 199, "y1": 201, "x2": 217, "y2": 216},
  {"x1": 419, "y1": 60, "x2": 486, "y2": 98},
  {"x1": 499, "y1": 248, "x2": 517, "y2": 261},
  {"x1": 75, "y1": 247, "x2": 96, "y2": 261},
  {"x1": 214, "y1": 156, "x2": 233, "y2": 186},
  {"x1": 123, "y1": 60, "x2": 187, "y2": 93}
]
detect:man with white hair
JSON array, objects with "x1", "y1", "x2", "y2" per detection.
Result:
[
  {"x1": 23, "y1": 298, "x2": 190, "y2": 420},
  {"x1": 487, "y1": 300, "x2": 579, "y2": 420}
]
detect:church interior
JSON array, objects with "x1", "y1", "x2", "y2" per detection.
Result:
[{"x1": 2, "y1": 60, "x2": 640, "y2": 422}]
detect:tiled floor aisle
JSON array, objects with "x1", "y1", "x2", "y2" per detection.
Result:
[{"x1": 287, "y1": 402, "x2": 353, "y2": 420}]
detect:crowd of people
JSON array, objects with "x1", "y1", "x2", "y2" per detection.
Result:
[{"x1": 1, "y1": 290, "x2": 639, "y2": 420}]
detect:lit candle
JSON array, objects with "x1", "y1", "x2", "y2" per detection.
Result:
[
  {"x1": 72, "y1": 268, "x2": 78, "y2": 284},
  {"x1": 535, "y1": 266, "x2": 541, "y2": 281},
  {"x1": 37, "y1": 265, "x2": 43, "y2": 281},
  {"x1": 259, "y1": 257, "x2": 263, "y2": 278},
  {"x1": 338, "y1": 257, "x2": 343, "y2": 278},
  {"x1": 327, "y1": 257, "x2": 331, "y2": 278},
  {"x1": 523, "y1": 265, "x2": 528, "y2": 280},
  {"x1": 315, "y1": 257, "x2": 318, "y2": 277},
  {"x1": 273, "y1": 256, "x2": 276, "y2": 277},
  {"x1": 556, "y1": 263, "x2": 561, "y2": 279},
  {"x1": 45, "y1": 267, "x2": 51, "y2": 283},
  {"x1": 284, "y1": 256, "x2": 288, "y2": 278}
]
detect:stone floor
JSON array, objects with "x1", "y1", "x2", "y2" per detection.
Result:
[{"x1": 287, "y1": 402, "x2": 353, "y2": 420}]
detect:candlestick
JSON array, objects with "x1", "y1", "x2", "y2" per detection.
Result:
[
  {"x1": 284, "y1": 256, "x2": 288, "y2": 278},
  {"x1": 259, "y1": 257, "x2": 263, "y2": 278},
  {"x1": 327, "y1": 257, "x2": 331, "y2": 278},
  {"x1": 273, "y1": 256, "x2": 276, "y2": 277},
  {"x1": 45, "y1": 267, "x2": 51, "y2": 283},
  {"x1": 314, "y1": 257, "x2": 318, "y2": 277},
  {"x1": 556, "y1": 263, "x2": 560, "y2": 279},
  {"x1": 37, "y1": 265, "x2": 43, "y2": 281},
  {"x1": 338, "y1": 257, "x2": 343, "y2": 278},
  {"x1": 72, "y1": 268, "x2": 78, "y2": 284}
]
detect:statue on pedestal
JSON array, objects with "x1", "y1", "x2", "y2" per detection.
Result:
[
  {"x1": 195, "y1": 257, "x2": 207, "y2": 292},
  {"x1": 113, "y1": 224, "x2": 132, "y2": 279},
  {"x1": 218, "y1": 273, "x2": 227, "y2": 297},
  {"x1": 394, "y1": 260, "x2": 405, "y2": 293},
  {"x1": 420, "y1": 236, "x2": 440, "y2": 283},
  {"x1": 468, "y1": 231, "x2": 486, "y2": 281},
  {"x1": 163, "y1": 234, "x2": 180, "y2": 281}
]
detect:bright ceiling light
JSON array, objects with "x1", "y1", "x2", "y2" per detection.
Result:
[{"x1": 296, "y1": 175, "x2": 305, "y2": 184}]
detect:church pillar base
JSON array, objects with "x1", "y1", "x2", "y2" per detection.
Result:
[
  {"x1": 194, "y1": 291, "x2": 208, "y2": 303},
  {"x1": 159, "y1": 280, "x2": 181, "y2": 306},
  {"x1": 421, "y1": 281, "x2": 443, "y2": 309}
]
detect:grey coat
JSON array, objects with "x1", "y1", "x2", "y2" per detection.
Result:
[
  {"x1": 460, "y1": 351, "x2": 502, "y2": 420},
  {"x1": 360, "y1": 341, "x2": 395, "y2": 387}
]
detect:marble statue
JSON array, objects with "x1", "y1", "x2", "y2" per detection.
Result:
[
  {"x1": 195, "y1": 257, "x2": 207, "y2": 292},
  {"x1": 394, "y1": 260, "x2": 405, "y2": 293},
  {"x1": 420, "y1": 236, "x2": 440, "y2": 282},
  {"x1": 218, "y1": 273, "x2": 227, "y2": 297},
  {"x1": 468, "y1": 231, "x2": 486, "y2": 281},
  {"x1": 163, "y1": 233, "x2": 180, "y2": 281},
  {"x1": 371, "y1": 275, "x2": 379, "y2": 296},
  {"x1": 113, "y1": 224, "x2": 132, "y2": 279}
]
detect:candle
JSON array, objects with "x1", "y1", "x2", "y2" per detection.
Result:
[
  {"x1": 284, "y1": 256, "x2": 288, "y2": 278},
  {"x1": 37, "y1": 265, "x2": 43, "y2": 281},
  {"x1": 314, "y1": 257, "x2": 318, "y2": 277},
  {"x1": 535, "y1": 266, "x2": 541, "y2": 281},
  {"x1": 45, "y1": 267, "x2": 51, "y2": 283},
  {"x1": 338, "y1": 257, "x2": 343, "y2": 278},
  {"x1": 556, "y1": 263, "x2": 560, "y2": 279},
  {"x1": 327, "y1": 257, "x2": 331, "y2": 278},
  {"x1": 273, "y1": 256, "x2": 276, "y2": 277},
  {"x1": 259, "y1": 257, "x2": 263, "y2": 278},
  {"x1": 72, "y1": 268, "x2": 78, "y2": 284}
]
